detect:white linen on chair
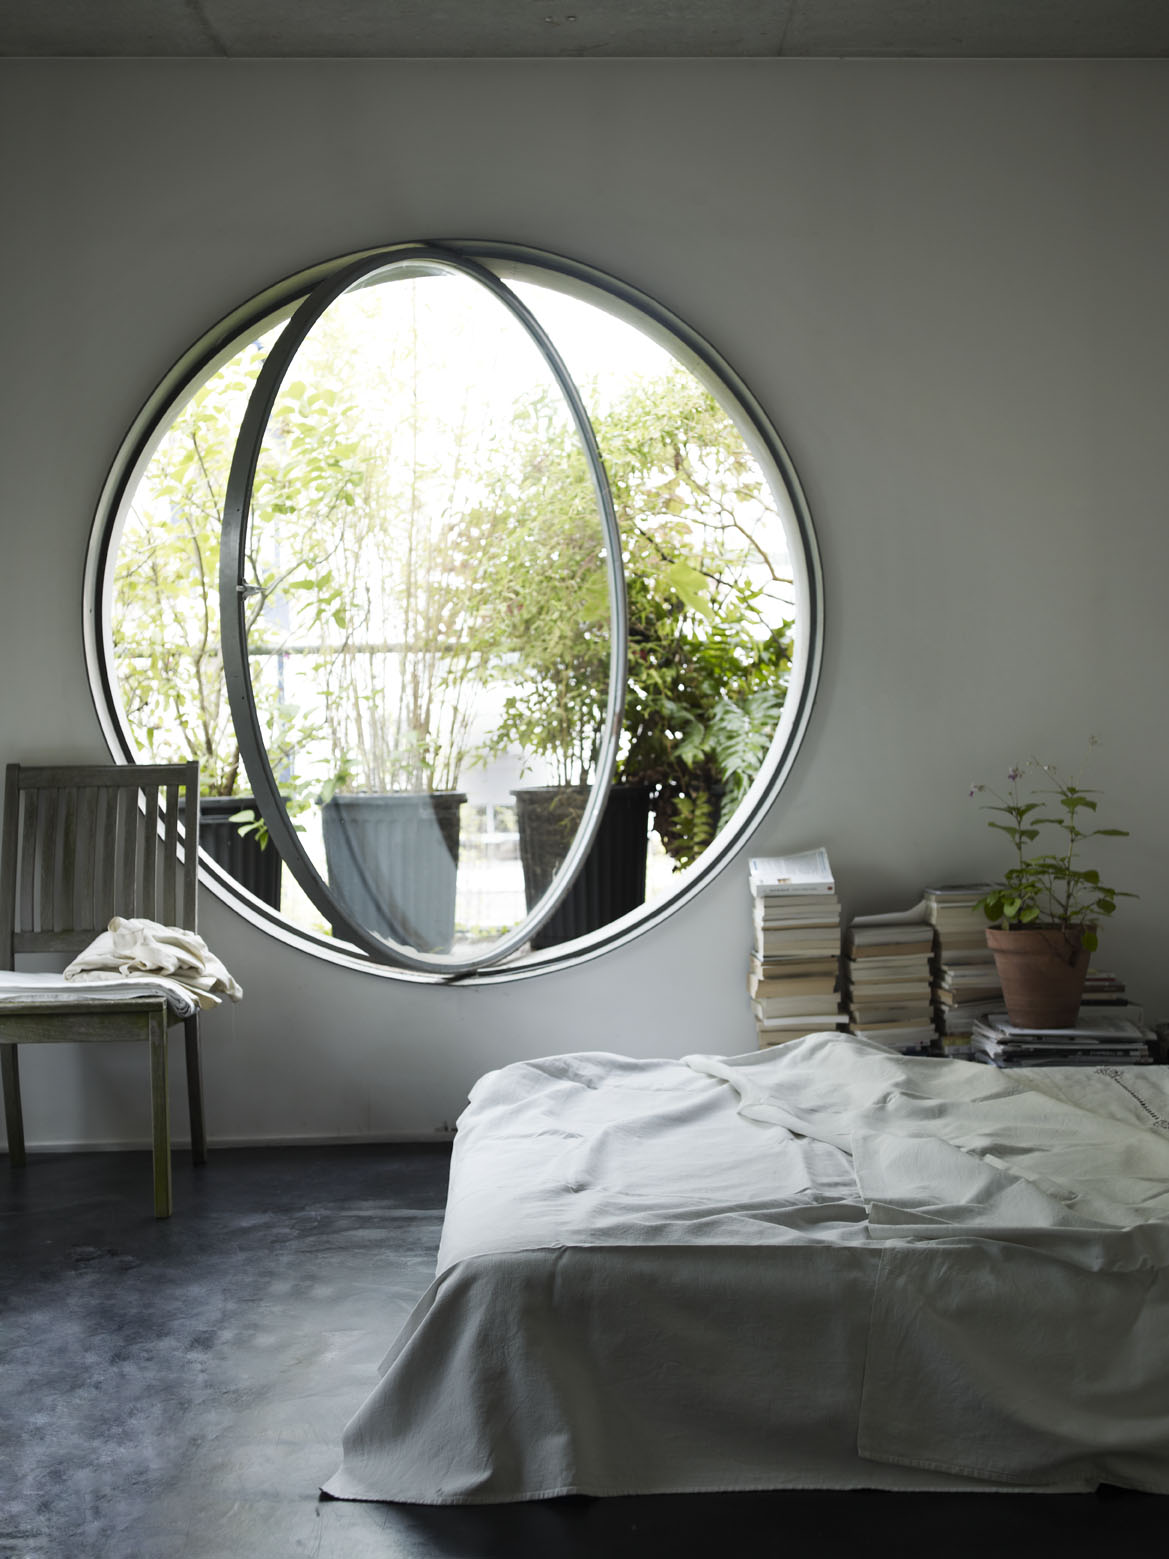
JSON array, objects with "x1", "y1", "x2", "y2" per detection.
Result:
[{"x1": 62, "y1": 916, "x2": 243, "y2": 1009}]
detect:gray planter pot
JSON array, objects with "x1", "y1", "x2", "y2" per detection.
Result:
[{"x1": 321, "y1": 791, "x2": 466, "y2": 953}]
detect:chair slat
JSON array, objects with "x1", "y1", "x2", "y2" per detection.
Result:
[
  {"x1": 116, "y1": 785, "x2": 137, "y2": 918},
  {"x1": 76, "y1": 786, "x2": 98, "y2": 932},
  {"x1": 181, "y1": 764, "x2": 199, "y2": 931},
  {"x1": 19, "y1": 789, "x2": 38, "y2": 932},
  {"x1": 57, "y1": 787, "x2": 78, "y2": 933},
  {"x1": 38, "y1": 788, "x2": 58, "y2": 934},
  {"x1": 93, "y1": 787, "x2": 118, "y2": 927},
  {"x1": 162, "y1": 785, "x2": 179, "y2": 924},
  {"x1": 0, "y1": 765, "x2": 21, "y2": 966},
  {"x1": 141, "y1": 785, "x2": 159, "y2": 920}
]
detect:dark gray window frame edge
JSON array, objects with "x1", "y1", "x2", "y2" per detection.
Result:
[
  {"x1": 219, "y1": 246, "x2": 629, "y2": 974},
  {"x1": 83, "y1": 238, "x2": 825, "y2": 987}
]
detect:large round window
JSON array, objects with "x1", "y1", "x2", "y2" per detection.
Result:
[{"x1": 88, "y1": 242, "x2": 821, "y2": 976}]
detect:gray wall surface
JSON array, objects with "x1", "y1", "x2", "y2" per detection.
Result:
[{"x1": 1, "y1": 59, "x2": 1166, "y2": 1148}]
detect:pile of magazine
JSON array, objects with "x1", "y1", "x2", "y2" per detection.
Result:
[{"x1": 970, "y1": 1010, "x2": 1155, "y2": 1067}]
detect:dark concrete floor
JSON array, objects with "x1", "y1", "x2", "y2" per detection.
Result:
[{"x1": 1, "y1": 1146, "x2": 1165, "y2": 1559}]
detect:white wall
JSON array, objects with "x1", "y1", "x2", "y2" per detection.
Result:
[{"x1": 1, "y1": 59, "x2": 1166, "y2": 1148}]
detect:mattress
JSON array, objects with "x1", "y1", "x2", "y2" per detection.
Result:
[{"x1": 324, "y1": 1035, "x2": 1169, "y2": 1504}]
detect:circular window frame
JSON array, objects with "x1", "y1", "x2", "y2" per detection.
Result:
[{"x1": 84, "y1": 239, "x2": 824, "y2": 985}]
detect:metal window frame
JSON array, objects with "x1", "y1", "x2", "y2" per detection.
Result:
[
  {"x1": 84, "y1": 239, "x2": 824, "y2": 984},
  {"x1": 218, "y1": 246, "x2": 627, "y2": 974}
]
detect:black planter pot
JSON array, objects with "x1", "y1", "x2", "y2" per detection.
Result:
[
  {"x1": 514, "y1": 783, "x2": 651, "y2": 950},
  {"x1": 193, "y1": 796, "x2": 283, "y2": 910},
  {"x1": 321, "y1": 791, "x2": 466, "y2": 953}
]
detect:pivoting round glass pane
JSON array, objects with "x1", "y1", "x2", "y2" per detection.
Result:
[{"x1": 224, "y1": 258, "x2": 621, "y2": 965}]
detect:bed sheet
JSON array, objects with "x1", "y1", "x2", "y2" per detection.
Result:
[{"x1": 325, "y1": 1038, "x2": 1169, "y2": 1503}]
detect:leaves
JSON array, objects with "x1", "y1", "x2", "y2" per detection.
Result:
[
  {"x1": 971, "y1": 751, "x2": 1134, "y2": 936},
  {"x1": 112, "y1": 295, "x2": 792, "y2": 876},
  {"x1": 467, "y1": 365, "x2": 792, "y2": 862}
]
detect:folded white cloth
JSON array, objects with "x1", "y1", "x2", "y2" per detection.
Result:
[{"x1": 64, "y1": 917, "x2": 243, "y2": 1010}]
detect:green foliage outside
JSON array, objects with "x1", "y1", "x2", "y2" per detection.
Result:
[
  {"x1": 467, "y1": 370, "x2": 793, "y2": 865},
  {"x1": 112, "y1": 307, "x2": 793, "y2": 873},
  {"x1": 113, "y1": 336, "x2": 333, "y2": 806}
]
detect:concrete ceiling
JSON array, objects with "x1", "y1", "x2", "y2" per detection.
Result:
[{"x1": 2, "y1": 1, "x2": 1168, "y2": 59}]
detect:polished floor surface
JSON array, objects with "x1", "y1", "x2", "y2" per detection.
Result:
[{"x1": 1, "y1": 1145, "x2": 1164, "y2": 1558}]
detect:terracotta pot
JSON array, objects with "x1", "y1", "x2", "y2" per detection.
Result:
[{"x1": 985, "y1": 925, "x2": 1091, "y2": 1030}]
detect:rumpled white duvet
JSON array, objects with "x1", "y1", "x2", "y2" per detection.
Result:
[{"x1": 324, "y1": 1034, "x2": 1169, "y2": 1504}]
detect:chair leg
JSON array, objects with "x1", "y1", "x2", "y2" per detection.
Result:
[
  {"x1": 1, "y1": 1044, "x2": 26, "y2": 1166},
  {"x1": 149, "y1": 1016, "x2": 172, "y2": 1218},
  {"x1": 184, "y1": 1014, "x2": 206, "y2": 1166}
]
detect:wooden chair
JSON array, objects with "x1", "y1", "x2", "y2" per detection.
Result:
[{"x1": 0, "y1": 762, "x2": 204, "y2": 1217}]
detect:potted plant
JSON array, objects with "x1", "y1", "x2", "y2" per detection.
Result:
[
  {"x1": 970, "y1": 750, "x2": 1134, "y2": 1028},
  {"x1": 619, "y1": 569, "x2": 791, "y2": 870},
  {"x1": 221, "y1": 774, "x2": 319, "y2": 911},
  {"x1": 467, "y1": 369, "x2": 794, "y2": 946},
  {"x1": 303, "y1": 445, "x2": 482, "y2": 954},
  {"x1": 504, "y1": 569, "x2": 791, "y2": 948},
  {"x1": 319, "y1": 751, "x2": 468, "y2": 955}
]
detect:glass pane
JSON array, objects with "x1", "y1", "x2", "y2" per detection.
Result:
[
  {"x1": 240, "y1": 266, "x2": 616, "y2": 959},
  {"x1": 110, "y1": 324, "x2": 308, "y2": 917},
  {"x1": 511, "y1": 281, "x2": 798, "y2": 908}
]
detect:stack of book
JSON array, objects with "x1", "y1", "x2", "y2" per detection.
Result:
[
  {"x1": 844, "y1": 920, "x2": 936, "y2": 1055},
  {"x1": 970, "y1": 1010, "x2": 1156, "y2": 1067},
  {"x1": 749, "y1": 848, "x2": 846, "y2": 1048},
  {"x1": 924, "y1": 884, "x2": 1000, "y2": 1059},
  {"x1": 1080, "y1": 968, "x2": 1146, "y2": 1027}
]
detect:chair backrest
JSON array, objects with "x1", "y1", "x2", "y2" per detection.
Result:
[{"x1": 0, "y1": 762, "x2": 200, "y2": 968}]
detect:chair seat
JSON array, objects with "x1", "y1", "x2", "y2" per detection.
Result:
[
  {"x1": 0, "y1": 970, "x2": 199, "y2": 1018},
  {"x1": 0, "y1": 994, "x2": 176, "y2": 1022}
]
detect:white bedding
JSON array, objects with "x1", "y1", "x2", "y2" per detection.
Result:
[{"x1": 324, "y1": 1035, "x2": 1169, "y2": 1503}]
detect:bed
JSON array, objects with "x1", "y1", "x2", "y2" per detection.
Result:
[{"x1": 323, "y1": 1032, "x2": 1169, "y2": 1504}]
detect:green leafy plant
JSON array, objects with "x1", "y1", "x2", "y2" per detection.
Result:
[
  {"x1": 112, "y1": 336, "x2": 343, "y2": 811},
  {"x1": 114, "y1": 303, "x2": 492, "y2": 820},
  {"x1": 113, "y1": 309, "x2": 793, "y2": 876},
  {"x1": 970, "y1": 750, "x2": 1134, "y2": 951},
  {"x1": 468, "y1": 368, "x2": 793, "y2": 867}
]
